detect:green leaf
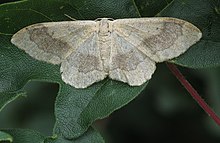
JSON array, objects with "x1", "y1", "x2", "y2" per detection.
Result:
[
  {"x1": 1, "y1": 129, "x2": 45, "y2": 143},
  {"x1": 0, "y1": 0, "x2": 62, "y2": 113},
  {"x1": 54, "y1": 79, "x2": 147, "y2": 139},
  {"x1": 0, "y1": 131, "x2": 13, "y2": 142},
  {"x1": 45, "y1": 128, "x2": 104, "y2": 143}
]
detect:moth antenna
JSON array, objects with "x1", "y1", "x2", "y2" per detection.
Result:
[{"x1": 64, "y1": 14, "x2": 77, "y2": 21}]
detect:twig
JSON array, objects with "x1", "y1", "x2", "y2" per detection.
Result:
[{"x1": 166, "y1": 62, "x2": 220, "y2": 126}]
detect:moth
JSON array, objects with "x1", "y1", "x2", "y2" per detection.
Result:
[{"x1": 11, "y1": 17, "x2": 202, "y2": 88}]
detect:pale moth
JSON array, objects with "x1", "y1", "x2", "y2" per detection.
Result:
[{"x1": 11, "y1": 18, "x2": 202, "y2": 88}]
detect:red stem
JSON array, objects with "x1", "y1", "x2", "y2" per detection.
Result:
[{"x1": 166, "y1": 63, "x2": 220, "y2": 126}]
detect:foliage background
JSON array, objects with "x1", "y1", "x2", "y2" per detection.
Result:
[{"x1": 0, "y1": 0, "x2": 220, "y2": 143}]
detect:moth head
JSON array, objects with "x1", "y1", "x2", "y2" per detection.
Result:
[{"x1": 96, "y1": 18, "x2": 113, "y2": 34}]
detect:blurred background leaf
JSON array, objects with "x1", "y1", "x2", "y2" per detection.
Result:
[{"x1": 1, "y1": 129, "x2": 45, "y2": 143}]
